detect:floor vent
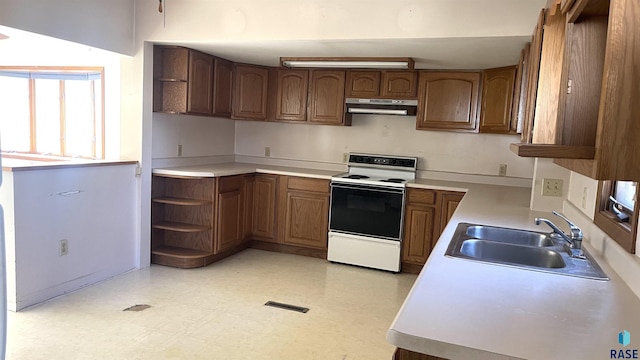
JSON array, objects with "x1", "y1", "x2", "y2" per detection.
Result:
[
  {"x1": 264, "y1": 301, "x2": 309, "y2": 313},
  {"x1": 123, "y1": 304, "x2": 151, "y2": 312}
]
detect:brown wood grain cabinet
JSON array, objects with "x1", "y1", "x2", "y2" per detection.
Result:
[
  {"x1": 272, "y1": 69, "x2": 309, "y2": 122},
  {"x1": 151, "y1": 174, "x2": 251, "y2": 268},
  {"x1": 252, "y1": 174, "x2": 278, "y2": 241},
  {"x1": 215, "y1": 176, "x2": 243, "y2": 254},
  {"x1": 308, "y1": 70, "x2": 348, "y2": 125},
  {"x1": 242, "y1": 175, "x2": 255, "y2": 242},
  {"x1": 440, "y1": 192, "x2": 464, "y2": 231},
  {"x1": 154, "y1": 46, "x2": 214, "y2": 115},
  {"x1": 515, "y1": 0, "x2": 640, "y2": 181},
  {"x1": 394, "y1": 348, "x2": 448, "y2": 360},
  {"x1": 402, "y1": 189, "x2": 439, "y2": 269},
  {"x1": 346, "y1": 70, "x2": 417, "y2": 99},
  {"x1": 282, "y1": 177, "x2": 330, "y2": 249},
  {"x1": 212, "y1": 57, "x2": 233, "y2": 117},
  {"x1": 381, "y1": 71, "x2": 418, "y2": 98},
  {"x1": 511, "y1": 44, "x2": 531, "y2": 135},
  {"x1": 345, "y1": 71, "x2": 381, "y2": 98},
  {"x1": 479, "y1": 66, "x2": 517, "y2": 134},
  {"x1": 416, "y1": 71, "x2": 481, "y2": 132},
  {"x1": 232, "y1": 64, "x2": 269, "y2": 120},
  {"x1": 402, "y1": 188, "x2": 465, "y2": 273}
]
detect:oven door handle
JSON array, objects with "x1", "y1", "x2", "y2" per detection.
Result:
[{"x1": 330, "y1": 182, "x2": 405, "y2": 194}]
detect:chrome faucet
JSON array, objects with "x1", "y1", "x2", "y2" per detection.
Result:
[{"x1": 535, "y1": 211, "x2": 585, "y2": 259}]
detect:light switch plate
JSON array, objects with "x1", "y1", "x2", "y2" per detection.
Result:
[{"x1": 542, "y1": 178, "x2": 563, "y2": 197}]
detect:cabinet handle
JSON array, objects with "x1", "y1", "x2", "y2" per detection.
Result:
[{"x1": 51, "y1": 190, "x2": 83, "y2": 197}]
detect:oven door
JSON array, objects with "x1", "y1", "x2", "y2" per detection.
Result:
[{"x1": 329, "y1": 182, "x2": 404, "y2": 240}]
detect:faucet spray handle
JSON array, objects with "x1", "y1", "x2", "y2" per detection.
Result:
[{"x1": 552, "y1": 211, "x2": 583, "y2": 240}]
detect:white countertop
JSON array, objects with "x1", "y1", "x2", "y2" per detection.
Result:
[
  {"x1": 387, "y1": 183, "x2": 640, "y2": 360},
  {"x1": 152, "y1": 162, "x2": 338, "y2": 180}
]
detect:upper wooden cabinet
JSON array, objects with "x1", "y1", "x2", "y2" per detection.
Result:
[
  {"x1": 416, "y1": 71, "x2": 481, "y2": 132},
  {"x1": 232, "y1": 64, "x2": 269, "y2": 120},
  {"x1": 154, "y1": 46, "x2": 212, "y2": 115},
  {"x1": 514, "y1": 0, "x2": 640, "y2": 181},
  {"x1": 479, "y1": 66, "x2": 517, "y2": 134},
  {"x1": 153, "y1": 45, "x2": 234, "y2": 117},
  {"x1": 212, "y1": 58, "x2": 233, "y2": 117},
  {"x1": 270, "y1": 69, "x2": 309, "y2": 122},
  {"x1": 346, "y1": 70, "x2": 417, "y2": 99},
  {"x1": 381, "y1": 71, "x2": 418, "y2": 98},
  {"x1": 346, "y1": 71, "x2": 381, "y2": 98},
  {"x1": 308, "y1": 70, "x2": 348, "y2": 125}
]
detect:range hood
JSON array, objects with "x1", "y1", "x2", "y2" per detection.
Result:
[{"x1": 345, "y1": 98, "x2": 418, "y2": 116}]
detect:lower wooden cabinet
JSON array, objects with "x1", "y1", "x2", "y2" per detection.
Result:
[
  {"x1": 394, "y1": 348, "x2": 448, "y2": 360},
  {"x1": 242, "y1": 175, "x2": 255, "y2": 242},
  {"x1": 252, "y1": 174, "x2": 278, "y2": 241},
  {"x1": 402, "y1": 188, "x2": 465, "y2": 273},
  {"x1": 403, "y1": 204, "x2": 438, "y2": 265},
  {"x1": 151, "y1": 174, "x2": 248, "y2": 269},
  {"x1": 281, "y1": 177, "x2": 330, "y2": 249},
  {"x1": 215, "y1": 175, "x2": 243, "y2": 254}
]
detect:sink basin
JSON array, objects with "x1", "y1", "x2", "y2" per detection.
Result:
[
  {"x1": 446, "y1": 223, "x2": 609, "y2": 280},
  {"x1": 460, "y1": 239, "x2": 565, "y2": 268},
  {"x1": 465, "y1": 225, "x2": 554, "y2": 247}
]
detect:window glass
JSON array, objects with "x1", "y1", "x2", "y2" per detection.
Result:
[
  {"x1": 614, "y1": 181, "x2": 637, "y2": 211},
  {"x1": 0, "y1": 76, "x2": 31, "y2": 152},
  {"x1": 64, "y1": 80, "x2": 94, "y2": 157},
  {"x1": 93, "y1": 79, "x2": 103, "y2": 159},
  {"x1": 34, "y1": 79, "x2": 61, "y2": 155}
]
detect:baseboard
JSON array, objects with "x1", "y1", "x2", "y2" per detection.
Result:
[{"x1": 250, "y1": 240, "x2": 327, "y2": 259}]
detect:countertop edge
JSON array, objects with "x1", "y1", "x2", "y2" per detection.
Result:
[{"x1": 3, "y1": 160, "x2": 139, "y2": 172}]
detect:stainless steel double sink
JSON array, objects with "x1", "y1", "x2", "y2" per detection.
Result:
[{"x1": 445, "y1": 223, "x2": 609, "y2": 280}]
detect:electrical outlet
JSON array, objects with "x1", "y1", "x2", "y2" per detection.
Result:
[
  {"x1": 59, "y1": 239, "x2": 69, "y2": 256},
  {"x1": 343, "y1": 153, "x2": 349, "y2": 163},
  {"x1": 498, "y1": 164, "x2": 507, "y2": 177},
  {"x1": 264, "y1": 146, "x2": 271, "y2": 157},
  {"x1": 177, "y1": 144, "x2": 183, "y2": 157},
  {"x1": 542, "y1": 178, "x2": 563, "y2": 197}
]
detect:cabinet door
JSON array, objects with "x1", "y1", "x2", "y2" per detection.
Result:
[
  {"x1": 275, "y1": 69, "x2": 309, "y2": 122},
  {"x1": 212, "y1": 57, "x2": 233, "y2": 117},
  {"x1": 345, "y1": 71, "x2": 380, "y2": 98},
  {"x1": 416, "y1": 71, "x2": 480, "y2": 132},
  {"x1": 232, "y1": 64, "x2": 269, "y2": 120},
  {"x1": 511, "y1": 44, "x2": 530, "y2": 135},
  {"x1": 283, "y1": 190, "x2": 329, "y2": 249},
  {"x1": 522, "y1": 9, "x2": 545, "y2": 143},
  {"x1": 439, "y1": 192, "x2": 464, "y2": 233},
  {"x1": 187, "y1": 50, "x2": 214, "y2": 115},
  {"x1": 216, "y1": 176, "x2": 243, "y2": 253},
  {"x1": 252, "y1": 174, "x2": 277, "y2": 241},
  {"x1": 308, "y1": 70, "x2": 346, "y2": 125},
  {"x1": 402, "y1": 204, "x2": 438, "y2": 265},
  {"x1": 216, "y1": 190, "x2": 242, "y2": 253},
  {"x1": 479, "y1": 66, "x2": 516, "y2": 134},
  {"x1": 381, "y1": 71, "x2": 417, "y2": 98},
  {"x1": 242, "y1": 175, "x2": 255, "y2": 243}
]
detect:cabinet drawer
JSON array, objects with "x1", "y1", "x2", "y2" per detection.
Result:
[
  {"x1": 287, "y1": 177, "x2": 329, "y2": 193},
  {"x1": 407, "y1": 188, "x2": 436, "y2": 205},
  {"x1": 218, "y1": 175, "x2": 242, "y2": 193}
]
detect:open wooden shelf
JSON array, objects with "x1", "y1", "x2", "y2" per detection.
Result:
[
  {"x1": 152, "y1": 221, "x2": 210, "y2": 232},
  {"x1": 151, "y1": 245, "x2": 214, "y2": 269},
  {"x1": 151, "y1": 245, "x2": 212, "y2": 258},
  {"x1": 510, "y1": 143, "x2": 595, "y2": 159},
  {"x1": 152, "y1": 197, "x2": 212, "y2": 206}
]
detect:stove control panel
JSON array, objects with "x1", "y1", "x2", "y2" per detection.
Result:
[{"x1": 348, "y1": 153, "x2": 417, "y2": 169}]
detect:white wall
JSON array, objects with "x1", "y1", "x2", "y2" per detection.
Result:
[
  {"x1": 1, "y1": 164, "x2": 138, "y2": 311},
  {"x1": 135, "y1": 0, "x2": 544, "y2": 42},
  {"x1": 529, "y1": 158, "x2": 572, "y2": 212},
  {"x1": 234, "y1": 116, "x2": 535, "y2": 179},
  {"x1": 0, "y1": 0, "x2": 134, "y2": 55},
  {"x1": 152, "y1": 114, "x2": 236, "y2": 167}
]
